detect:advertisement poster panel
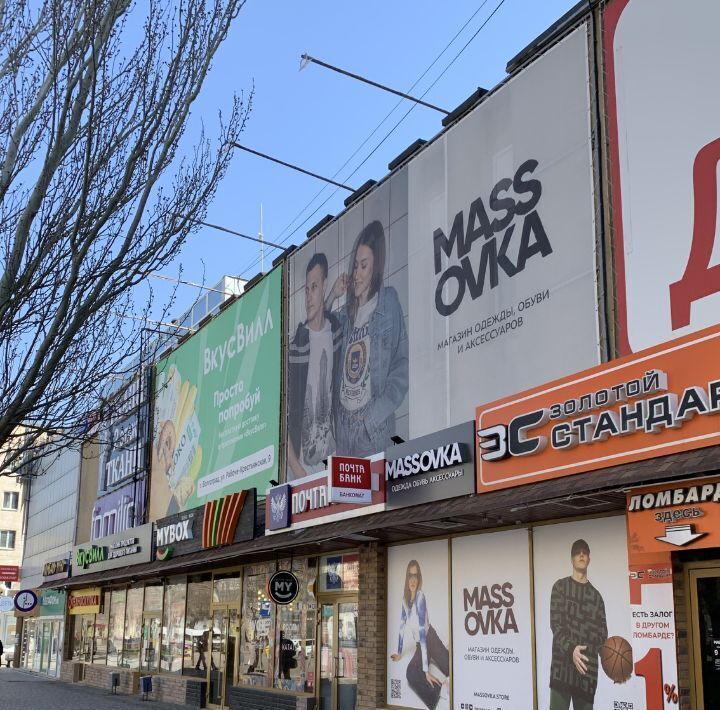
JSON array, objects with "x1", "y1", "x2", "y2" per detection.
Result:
[
  {"x1": 286, "y1": 25, "x2": 599, "y2": 479},
  {"x1": 97, "y1": 374, "x2": 148, "y2": 496},
  {"x1": 452, "y1": 529, "x2": 533, "y2": 710},
  {"x1": 407, "y1": 24, "x2": 599, "y2": 437},
  {"x1": 286, "y1": 170, "x2": 409, "y2": 479},
  {"x1": 605, "y1": 0, "x2": 720, "y2": 354},
  {"x1": 533, "y1": 516, "x2": 645, "y2": 710},
  {"x1": 387, "y1": 540, "x2": 451, "y2": 710},
  {"x1": 91, "y1": 478, "x2": 146, "y2": 540},
  {"x1": 151, "y1": 268, "x2": 281, "y2": 518}
]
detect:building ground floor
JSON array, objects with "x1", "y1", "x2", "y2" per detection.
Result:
[
  {"x1": 36, "y1": 445, "x2": 720, "y2": 710},
  {"x1": 19, "y1": 615, "x2": 64, "y2": 677}
]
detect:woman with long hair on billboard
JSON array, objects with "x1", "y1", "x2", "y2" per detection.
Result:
[
  {"x1": 389, "y1": 559, "x2": 449, "y2": 709},
  {"x1": 326, "y1": 219, "x2": 408, "y2": 457}
]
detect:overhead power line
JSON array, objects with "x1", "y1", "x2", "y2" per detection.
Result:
[{"x1": 236, "y1": 0, "x2": 507, "y2": 278}]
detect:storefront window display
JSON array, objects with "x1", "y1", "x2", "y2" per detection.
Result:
[
  {"x1": 71, "y1": 614, "x2": 95, "y2": 662},
  {"x1": 144, "y1": 585, "x2": 163, "y2": 613},
  {"x1": 239, "y1": 562, "x2": 275, "y2": 687},
  {"x1": 275, "y1": 557, "x2": 317, "y2": 692},
  {"x1": 141, "y1": 584, "x2": 163, "y2": 674},
  {"x1": 319, "y1": 553, "x2": 359, "y2": 593},
  {"x1": 123, "y1": 587, "x2": 144, "y2": 669},
  {"x1": 93, "y1": 590, "x2": 110, "y2": 664},
  {"x1": 23, "y1": 618, "x2": 37, "y2": 668},
  {"x1": 107, "y1": 589, "x2": 126, "y2": 667},
  {"x1": 213, "y1": 571, "x2": 241, "y2": 605},
  {"x1": 183, "y1": 575, "x2": 212, "y2": 676},
  {"x1": 160, "y1": 576, "x2": 186, "y2": 673}
]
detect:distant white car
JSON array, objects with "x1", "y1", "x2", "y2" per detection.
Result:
[{"x1": 3, "y1": 645, "x2": 14, "y2": 667}]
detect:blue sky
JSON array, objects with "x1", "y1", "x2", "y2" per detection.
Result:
[{"x1": 152, "y1": 0, "x2": 579, "y2": 319}]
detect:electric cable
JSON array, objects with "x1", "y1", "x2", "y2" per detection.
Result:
[{"x1": 236, "y1": 0, "x2": 508, "y2": 277}]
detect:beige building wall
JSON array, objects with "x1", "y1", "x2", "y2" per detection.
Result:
[
  {"x1": 0, "y1": 474, "x2": 25, "y2": 648},
  {"x1": 0, "y1": 475, "x2": 25, "y2": 581},
  {"x1": 74, "y1": 437, "x2": 99, "y2": 546}
]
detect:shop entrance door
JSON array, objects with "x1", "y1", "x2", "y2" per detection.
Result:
[
  {"x1": 39, "y1": 622, "x2": 50, "y2": 673},
  {"x1": 318, "y1": 597, "x2": 358, "y2": 710},
  {"x1": 689, "y1": 564, "x2": 720, "y2": 708},
  {"x1": 140, "y1": 614, "x2": 161, "y2": 674},
  {"x1": 207, "y1": 607, "x2": 239, "y2": 709}
]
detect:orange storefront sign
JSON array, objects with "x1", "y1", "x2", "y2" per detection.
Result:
[
  {"x1": 68, "y1": 586, "x2": 101, "y2": 615},
  {"x1": 476, "y1": 325, "x2": 720, "y2": 492},
  {"x1": 626, "y1": 476, "x2": 720, "y2": 563}
]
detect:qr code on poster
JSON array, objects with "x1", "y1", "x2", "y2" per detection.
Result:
[
  {"x1": 391, "y1": 679, "x2": 401, "y2": 699},
  {"x1": 614, "y1": 702, "x2": 633, "y2": 710}
]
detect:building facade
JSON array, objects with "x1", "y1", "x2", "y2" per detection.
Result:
[
  {"x1": 17, "y1": 441, "x2": 81, "y2": 677},
  {"x1": 0, "y1": 473, "x2": 24, "y2": 654},
  {"x1": 26, "y1": 1, "x2": 720, "y2": 709}
]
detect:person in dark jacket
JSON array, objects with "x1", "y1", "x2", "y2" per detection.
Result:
[
  {"x1": 287, "y1": 252, "x2": 342, "y2": 479},
  {"x1": 549, "y1": 539, "x2": 608, "y2": 710}
]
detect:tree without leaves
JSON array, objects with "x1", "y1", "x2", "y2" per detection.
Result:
[{"x1": 0, "y1": 0, "x2": 252, "y2": 474}]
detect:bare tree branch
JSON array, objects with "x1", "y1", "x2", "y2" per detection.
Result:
[{"x1": 0, "y1": 0, "x2": 252, "y2": 474}]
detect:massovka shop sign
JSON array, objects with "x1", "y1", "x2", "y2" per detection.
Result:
[
  {"x1": 476, "y1": 326, "x2": 720, "y2": 491},
  {"x1": 385, "y1": 421, "x2": 475, "y2": 509}
]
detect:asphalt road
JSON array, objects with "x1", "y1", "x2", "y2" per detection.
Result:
[{"x1": 0, "y1": 668, "x2": 183, "y2": 710}]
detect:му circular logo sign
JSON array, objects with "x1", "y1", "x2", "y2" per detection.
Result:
[
  {"x1": 268, "y1": 570, "x2": 299, "y2": 605},
  {"x1": 14, "y1": 589, "x2": 38, "y2": 613}
]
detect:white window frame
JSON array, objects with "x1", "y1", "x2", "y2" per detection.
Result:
[
  {"x1": 0, "y1": 530, "x2": 16, "y2": 549},
  {"x1": 2, "y1": 491, "x2": 19, "y2": 510}
]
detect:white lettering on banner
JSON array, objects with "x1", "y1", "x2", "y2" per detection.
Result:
[
  {"x1": 386, "y1": 442, "x2": 465, "y2": 479},
  {"x1": 479, "y1": 374, "x2": 720, "y2": 462},
  {"x1": 628, "y1": 482, "x2": 720, "y2": 512},
  {"x1": 339, "y1": 462, "x2": 366, "y2": 473},
  {"x1": 105, "y1": 447, "x2": 136, "y2": 487},
  {"x1": 155, "y1": 519, "x2": 193, "y2": 546},
  {"x1": 197, "y1": 445, "x2": 274, "y2": 497},
  {"x1": 291, "y1": 485, "x2": 328, "y2": 514},
  {"x1": 203, "y1": 309, "x2": 274, "y2": 375}
]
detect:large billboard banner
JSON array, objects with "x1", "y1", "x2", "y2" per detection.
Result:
[
  {"x1": 452, "y1": 529, "x2": 534, "y2": 710},
  {"x1": 97, "y1": 375, "x2": 148, "y2": 496},
  {"x1": 286, "y1": 24, "x2": 599, "y2": 480},
  {"x1": 91, "y1": 373, "x2": 149, "y2": 539},
  {"x1": 407, "y1": 25, "x2": 599, "y2": 437},
  {"x1": 387, "y1": 540, "x2": 451, "y2": 710},
  {"x1": 606, "y1": 0, "x2": 720, "y2": 353},
  {"x1": 286, "y1": 171, "x2": 409, "y2": 479},
  {"x1": 91, "y1": 478, "x2": 146, "y2": 541},
  {"x1": 151, "y1": 268, "x2": 281, "y2": 519}
]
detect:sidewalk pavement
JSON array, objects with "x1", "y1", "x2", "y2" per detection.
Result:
[{"x1": 0, "y1": 667, "x2": 183, "y2": 710}]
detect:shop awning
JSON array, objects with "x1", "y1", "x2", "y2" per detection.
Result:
[{"x1": 44, "y1": 443, "x2": 720, "y2": 589}]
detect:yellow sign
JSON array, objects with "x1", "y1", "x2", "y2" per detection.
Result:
[{"x1": 68, "y1": 586, "x2": 101, "y2": 615}]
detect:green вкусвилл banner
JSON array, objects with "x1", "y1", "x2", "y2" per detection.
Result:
[{"x1": 150, "y1": 267, "x2": 281, "y2": 519}]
